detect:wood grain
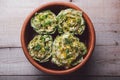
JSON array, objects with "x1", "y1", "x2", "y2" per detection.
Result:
[
  {"x1": 0, "y1": 0, "x2": 120, "y2": 78},
  {"x1": 72, "y1": 0, "x2": 120, "y2": 24},
  {"x1": 0, "y1": 0, "x2": 120, "y2": 47},
  {"x1": 0, "y1": 0, "x2": 69, "y2": 47},
  {"x1": 94, "y1": 23, "x2": 120, "y2": 32},
  {"x1": 0, "y1": 76, "x2": 120, "y2": 80},
  {"x1": 0, "y1": 31, "x2": 119, "y2": 47},
  {"x1": 0, "y1": 46, "x2": 120, "y2": 76}
]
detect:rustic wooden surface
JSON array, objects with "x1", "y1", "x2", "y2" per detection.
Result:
[{"x1": 0, "y1": 0, "x2": 120, "y2": 79}]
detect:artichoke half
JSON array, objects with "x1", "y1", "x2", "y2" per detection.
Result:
[
  {"x1": 28, "y1": 35, "x2": 53, "y2": 63},
  {"x1": 57, "y1": 9, "x2": 85, "y2": 35},
  {"x1": 31, "y1": 10, "x2": 57, "y2": 34},
  {"x1": 52, "y1": 33, "x2": 87, "y2": 69}
]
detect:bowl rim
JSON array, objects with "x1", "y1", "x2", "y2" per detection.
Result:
[{"x1": 21, "y1": 1, "x2": 96, "y2": 75}]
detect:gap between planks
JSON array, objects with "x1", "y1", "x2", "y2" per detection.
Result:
[
  {"x1": 70, "y1": 0, "x2": 72, "y2": 2},
  {"x1": 1, "y1": 75, "x2": 120, "y2": 77}
]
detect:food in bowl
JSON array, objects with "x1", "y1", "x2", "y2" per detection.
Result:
[
  {"x1": 31, "y1": 10, "x2": 57, "y2": 34},
  {"x1": 21, "y1": 1, "x2": 95, "y2": 74},
  {"x1": 57, "y1": 9, "x2": 85, "y2": 35},
  {"x1": 28, "y1": 35, "x2": 53, "y2": 63},
  {"x1": 52, "y1": 33, "x2": 87, "y2": 69},
  {"x1": 28, "y1": 8, "x2": 87, "y2": 69}
]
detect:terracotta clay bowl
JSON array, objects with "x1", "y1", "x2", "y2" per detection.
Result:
[{"x1": 21, "y1": 1, "x2": 95, "y2": 75}]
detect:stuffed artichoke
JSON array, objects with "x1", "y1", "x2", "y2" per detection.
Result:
[
  {"x1": 28, "y1": 35, "x2": 53, "y2": 63},
  {"x1": 52, "y1": 33, "x2": 87, "y2": 69},
  {"x1": 31, "y1": 10, "x2": 57, "y2": 34},
  {"x1": 57, "y1": 9, "x2": 85, "y2": 35}
]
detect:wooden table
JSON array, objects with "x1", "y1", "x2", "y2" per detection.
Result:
[{"x1": 0, "y1": 0, "x2": 120, "y2": 79}]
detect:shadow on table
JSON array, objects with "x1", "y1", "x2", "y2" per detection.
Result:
[
  {"x1": 34, "y1": 47, "x2": 98, "y2": 80},
  {"x1": 41, "y1": 50, "x2": 97, "y2": 80}
]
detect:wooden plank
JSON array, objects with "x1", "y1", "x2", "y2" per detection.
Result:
[
  {"x1": 0, "y1": 48, "x2": 44, "y2": 75},
  {"x1": 0, "y1": 0, "x2": 120, "y2": 47},
  {"x1": 0, "y1": 76, "x2": 120, "y2": 80},
  {"x1": 72, "y1": 0, "x2": 120, "y2": 24},
  {"x1": 96, "y1": 32, "x2": 120, "y2": 46},
  {"x1": 0, "y1": 0, "x2": 70, "y2": 8},
  {"x1": 73, "y1": 45, "x2": 120, "y2": 76},
  {"x1": 0, "y1": 46, "x2": 120, "y2": 76},
  {"x1": 94, "y1": 23, "x2": 120, "y2": 32},
  {"x1": 0, "y1": 30, "x2": 120, "y2": 47}
]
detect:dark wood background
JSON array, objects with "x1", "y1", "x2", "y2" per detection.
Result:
[{"x1": 0, "y1": 0, "x2": 120, "y2": 79}]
